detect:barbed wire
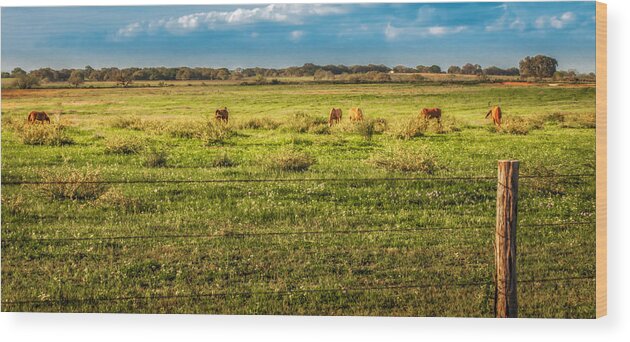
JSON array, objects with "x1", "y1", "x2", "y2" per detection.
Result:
[
  {"x1": 1, "y1": 224, "x2": 490, "y2": 243},
  {"x1": 1, "y1": 221, "x2": 594, "y2": 244},
  {"x1": 2, "y1": 221, "x2": 595, "y2": 244},
  {"x1": 0, "y1": 275, "x2": 594, "y2": 307},
  {"x1": 0, "y1": 173, "x2": 595, "y2": 186}
]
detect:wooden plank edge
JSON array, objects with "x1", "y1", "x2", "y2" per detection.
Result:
[{"x1": 596, "y1": 0, "x2": 607, "y2": 319}]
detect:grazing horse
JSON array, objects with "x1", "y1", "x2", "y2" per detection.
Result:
[
  {"x1": 215, "y1": 107, "x2": 229, "y2": 123},
  {"x1": 328, "y1": 108, "x2": 342, "y2": 126},
  {"x1": 420, "y1": 108, "x2": 442, "y2": 123},
  {"x1": 27, "y1": 111, "x2": 51, "y2": 124},
  {"x1": 349, "y1": 107, "x2": 364, "y2": 122},
  {"x1": 485, "y1": 106, "x2": 502, "y2": 128}
]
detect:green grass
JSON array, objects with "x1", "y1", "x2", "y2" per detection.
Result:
[{"x1": 1, "y1": 82, "x2": 595, "y2": 317}]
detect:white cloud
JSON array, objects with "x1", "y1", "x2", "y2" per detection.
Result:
[
  {"x1": 385, "y1": 23, "x2": 466, "y2": 40},
  {"x1": 416, "y1": 6, "x2": 436, "y2": 23},
  {"x1": 428, "y1": 26, "x2": 447, "y2": 35},
  {"x1": 485, "y1": 16, "x2": 506, "y2": 32},
  {"x1": 534, "y1": 16, "x2": 546, "y2": 29},
  {"x1": 289, "y1": 30, "x2": 304, "y2": 41},
  {"x1": 384, "y1": 23, "x2": 402, "y2": 40},
  {"x1": 534, "y1": 12, "x2": 575, "y2": 30},
  {"x1": 428, "y1": 25, "x2": 466, "y2": 36},
  {"x1": 509, "y1": 18, "x2": 526, "y2": 31},
  {"x1": 250, "y1": 32, "x2": 259, "y2": 38},
  {"x1": 550, "y1": 11, "x2": 575, "y2": 29},
  {"x1": 116, "y1": 4, "x2": 347, "y2": 38},
  {"x1": 485, "y1": 4, "x2": 525, "y2": 32},
  {"x1": 117, "y1": 22, "x2": 142, "y2": 38}
]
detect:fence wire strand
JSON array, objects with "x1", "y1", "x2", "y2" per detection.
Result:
[
  {"x1": 0, "y1": 221, "x2": 595, "y2": 244},
  {"x1": 0, "y1": 173, "x2": 595, "y2": 186},
  {"x1": 0, "y1": 275, "x2": 595, "y2": 307}
]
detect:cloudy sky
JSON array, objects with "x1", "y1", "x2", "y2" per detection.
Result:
[{"x1": 1, "y1": 2, "x2": 596, "y2": 72}]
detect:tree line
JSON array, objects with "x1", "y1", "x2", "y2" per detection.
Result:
[{"x1": 1, "y1": 55, "x2": 594, "y2": 89}]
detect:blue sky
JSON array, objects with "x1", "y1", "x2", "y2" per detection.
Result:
[{"x1": 1, "y1": 2, "x2": 596, "y2": 72}]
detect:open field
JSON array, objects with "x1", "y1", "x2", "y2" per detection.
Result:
[{"x1": 1, "y1": 82, "x2": 596, "y2": 317}]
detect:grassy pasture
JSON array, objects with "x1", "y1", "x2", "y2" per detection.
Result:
[{"x1": 1, "y1": 82, "x2": 595, "y2": 317}]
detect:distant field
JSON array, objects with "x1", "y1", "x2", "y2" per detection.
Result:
[{"x1": 1, "y1": 82, "x2": 596, "y2": 317}]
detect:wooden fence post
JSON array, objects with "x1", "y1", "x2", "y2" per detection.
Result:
[{"x1": 495, "y1": 160, "x2": 519, "y2": 318}]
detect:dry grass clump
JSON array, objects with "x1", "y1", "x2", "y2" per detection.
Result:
[
  {"x1": 211, "y1": 152, "x2": 237, "y2": 167},
  {"x1": 37, "y1": 167, "x2": 108, "y2": 201},
  {"x1": 200, "y1": 120, "x2": 235, "y2": 145},
  {"x1": 354, "y1": 120, "x2": 376, "y2": 140},
  {"x1": 522, "y1": 164, "x2": 568, "y2": 195},
  {"x1": 235, "y1": 117, "x2": 281, "y2": 130},
  {"x1": 330, "y1": 118, "x2": 388, "y2": 140},
  {"x1": 94, "y1": 187, "x2": 150, "y2": 213},
  {"x1": 265, "y1": 148, "x2": 316, "y2": 172},
  {"x1": 330, "y1": 120, "x2": 356, "y2": 133},
  {"x1": 164, "y1": 121, "x2": 202, "y2": 139},
  {"x1": 110, "y1": 116, "x2": 144, "y2": 130},
  {"x1": 372, "y1": 118, "x2": 389, "y2": 133},
  {"x1": 429, "y1": 117, "x2": 461, "y2": 134},
  {"x1": 1, "y1": 193, "x2": 27, "y2": 215},
  {"x1": 2, "y1": 116, "x2": 19, "y2": 130},
  {"x1": 489, "y1": 116, "x2": 544, "y2": 135},
  {"x1": 104, "y1": 136, "x2": 145, "y2": 154},
  {"x1": 285, "y1": 112, "x2": 328, "y2": 133},
  {"x1": 14, "y1": 122, "x2": 74, "y2": 146},
  {"x1": 544, "y1": 112, "x2": 595, "y2": 129},
  {"x1": 389, "y1": 117, "x2": 427, "y2": 140},
  {"x1": 368, "y1": 146, "x2": 438, "y2": 174},
  {"x1": 308, "y1": 123, "x2": 331, "y2": 135},
  {"x1": 143, "y1": 148, "x2": 168, "y2": 167},
  {"x1": 111, "y1": 116, "x2": 206, "y2": 139}
]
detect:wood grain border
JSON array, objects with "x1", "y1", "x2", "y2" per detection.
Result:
[{"x1": 596, "y1": 1, "x2": 607, "y2": 318}]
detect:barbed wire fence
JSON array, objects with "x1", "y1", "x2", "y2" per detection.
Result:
[{"x1": 0, "y1": 163, "x2": 596, "y2": 316}]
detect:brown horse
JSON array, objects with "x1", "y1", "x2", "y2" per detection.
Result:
[
  {"x1": 349, "y1": 107, "x2": 364, "y2": 122},
  {"x1": 27, "y1": 111, "x2": 51, "y2": 124},
  {"x1": 485, "y1": 106, "x2": 502, "y2": 128},
  {"x1": 215, "y1": 107, "x2": 229, "y2": 123},
  {"x1": 420, "y1": 108, "x2": 442, "y2": 123},
  {"x1": 328, "y1": 108, "x2": 342, "y2": 126}
]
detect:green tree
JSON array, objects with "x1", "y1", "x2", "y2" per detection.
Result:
[
  {"x1": 68, "y1": 70, "x2": 85, "y2": 87},
  {"x1": 313, "y1": 69, "x2": 334, "y2": 80},
  {"x1": 215, "y1": 68, "x2": 230, "y2": 80},
  {"x1": 11, "y1": 67, "x2": 27, "y2": 78},
  {"x1": 254, "y1": 74, "x2": 267, "y2": 84},
  {"x1": 427, "y1": 65, "x2": 442, "y2": 73},
  {"x1": 12, "y1": 74, "x2": 40, "y2": 89},
  {"x1": 519, "y1": 55, "x2": 558, "y2": 78},
  {"x1": 447, "y1": 66, "x2": 462, "y2": 74},
  {"x1": 461, "y1": 63, "x2": 482, "y2": 75},
  {"x1": 114, "y1": 69, "x2": 134, "y2": 87}
]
